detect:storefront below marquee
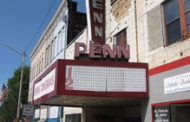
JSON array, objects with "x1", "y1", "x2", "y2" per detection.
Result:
[
  {"x1": 83, "y1": 104, "x2": 142, "y2": 122},
  {"x1": 145, "y1": 56, "x2": 190, "y2": 122},
  {"x1": 32, "y1": 106, "x2": 63, "y2": 122},
  {"x1": 31, "y1": 56, "x2": 190, "y2": 122},
  {"x1": 32, "y1": 59, "x2": 148, "y2": 122},
  {"x1": 152, "y1": 100, "x2": 190, "y2": 122}
]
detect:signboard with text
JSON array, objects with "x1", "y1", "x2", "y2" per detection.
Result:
[
  {"x1": 32, "y1": 60, "x2": 148, "y2": 105},
  {"x1": 86, "y1": 0, "x2": 105, "y2": 44},
  {"x1": 153, "y1": 105, "x2": 170, "y2": 122},
  {"x1": 22, "y1": 104, "x2": 34, "y2": 116},
  {"x1": 33, "y1": 68, "x2": 56, "y2": 100},
  {"x1": 164, "y1": 72, "x2": 190, "y2": 94}
]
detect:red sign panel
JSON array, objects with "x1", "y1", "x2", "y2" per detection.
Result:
[
  {"x1": 86, "y1": 0, "x2": 105, "y2": 44},
  {"x1": 32, "y1": 60, "x2": 148, "y2": 105}
]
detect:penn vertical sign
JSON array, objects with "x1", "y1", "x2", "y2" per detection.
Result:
[{"x1": 86, "y1": 0, "x2": 105, "y2": 44}]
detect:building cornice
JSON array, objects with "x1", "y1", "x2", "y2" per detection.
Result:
[{"x1": 30, "y1": 0, "x2": 67, "y2": 59}]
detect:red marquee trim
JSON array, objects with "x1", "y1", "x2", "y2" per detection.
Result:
[
  {"x1": 152, "y1": 99, "x2": 190, "y2": 106},
  {"x1": 32, "y1": 60, "x2": 149, "y2": 105}
]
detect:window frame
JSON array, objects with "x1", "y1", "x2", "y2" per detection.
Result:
[
  {"x1": 184, "y1": 0, "x2": 190, "y2": 36},
  {"x1": 163, "y1": 0, "x2": 188, "y2": 46},
  {"x1": 111, "y1": 0, "x2": 116, "y2": 5},
  {"x1": 113, "y1": 28, "x2": 127, "y2": 47},
  {"x1": 65, "y1": 113, "x2": 81, "y2": 122}
]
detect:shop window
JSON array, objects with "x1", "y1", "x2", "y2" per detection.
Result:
[
  {"x1": 45, "y1": 45, "x2": 51, "y2": 67},
  {"x1": 153, "y1": 105, "x2": 170, "y2": 122},
  {"x1": 34, "y1": 108, "x2": 40, "y2": 120},
  {"x1": 163, "y1": 0, "x2": 190, "y2": 45},
  {"x1": 113, "y1": 29, "x2": 127, "y2": 46},
  {"x1": 153, "y1": 103, "x2": 190, "y2": 122},
  {"x1": 65, "y1": 114, "x2": 81, "y2": 122}
]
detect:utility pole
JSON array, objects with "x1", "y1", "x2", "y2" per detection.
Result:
[
  {"x1": 16, "y1": 52, "x2": 26, "y2": 121},
  {"x1": 0, "y1": 42, "x2": 26, "y2": 122}
]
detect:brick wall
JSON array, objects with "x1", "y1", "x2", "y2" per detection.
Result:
[{"x1": 136, "y1": 0, "x2": 190, "y2": 69}]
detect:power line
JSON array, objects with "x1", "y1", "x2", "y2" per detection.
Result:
[
  {"x1": 24, "y1": 0, "x2": 57, "y2": 52},
  {"x1": 24, "y1": 0, "x2": 154, "y2": 54}
]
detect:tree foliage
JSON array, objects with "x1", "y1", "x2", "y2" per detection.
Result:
[{"x1": 0, "y1": 66, "x2": 30, "y2": 122}]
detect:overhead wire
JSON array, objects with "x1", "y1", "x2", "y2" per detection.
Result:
[
  {"x1": 24, "y1": 0, "x2": 57, "y2": 53},
  {"x1": 24, "y1": 0, "x2": 151, "y2": 54}
]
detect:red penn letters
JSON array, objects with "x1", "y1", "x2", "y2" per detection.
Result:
[{"x1": 75, "y1": 42, "x2": 130, "y2": 59}]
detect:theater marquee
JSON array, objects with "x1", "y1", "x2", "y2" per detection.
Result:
[
  {"x1": 65, "y1": 65, "x2": 146, "y2": 92},
  {"x1": 32, "y1": 60, "x2": 148, "y2": 105}
]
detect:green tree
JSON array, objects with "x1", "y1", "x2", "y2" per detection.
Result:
[{"x1": 0, "y1": 66, "x2": 30, "y2": 122}]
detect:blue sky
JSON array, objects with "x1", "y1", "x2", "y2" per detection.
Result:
[{"x1": 0, "y1": 0, "x2": 86, "y2": 87}]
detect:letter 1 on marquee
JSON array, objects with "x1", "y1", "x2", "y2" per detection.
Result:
[{"x1": 65, "y1": 67, "x2": 73, "y2": 90}]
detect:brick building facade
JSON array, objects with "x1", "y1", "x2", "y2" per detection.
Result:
[{"x1": 30, "y1": 0, "x2": 190, "y2": 122}]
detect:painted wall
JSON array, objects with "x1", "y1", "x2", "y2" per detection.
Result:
[
  {"x1": 29, "y1": 0, "x2": 68, "y2": 102},
  {"x1": 142, "y1": 64, "x2": 190, "y2": 122},
  {"x1": 29, "y1": 42, "x2": 46, "y2": 102},
  {"x1": 136, "y1": 0, "x2": 190, "y2": 69}
]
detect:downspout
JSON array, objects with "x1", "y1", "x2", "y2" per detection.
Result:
[{"x1": 134, "y1": 0, "x2": 139, "y2": 62}]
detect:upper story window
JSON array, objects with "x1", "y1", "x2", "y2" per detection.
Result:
[
  {"x1": 111, "y1": 0, "x2": 116, "y2": 4},
  {"x1": 163, "y1": 0, "x2": 190, "y2": 45},
  {"x1": 113, "y1": 29, "x2": 127, "y2": 46},
  {"x1": 45, "y1": 45, "x2": 51, "y2": 67},
  {"x1": 184, "y1": 0, "x2": 190, "y2": 35}
]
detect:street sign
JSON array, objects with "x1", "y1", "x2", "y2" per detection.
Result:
[{"x1": 22, "y1": 104, "x2": 34, "y2": 116}]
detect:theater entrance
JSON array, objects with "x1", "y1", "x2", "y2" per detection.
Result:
[
  {"x1": 171, "y1": 103, "x2": 190, "y2": 122},
  {"x1": 83, "y1": 104, "x2": 142, "y2": 122}
]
